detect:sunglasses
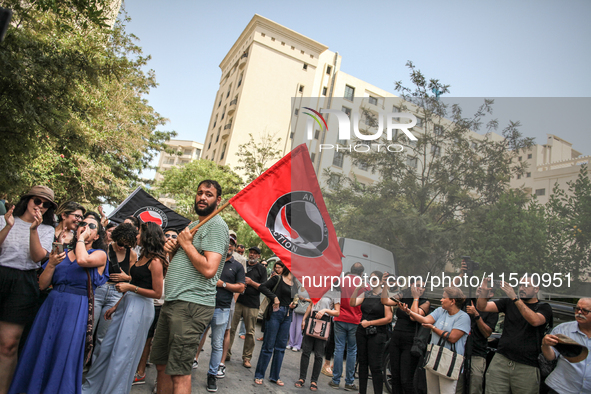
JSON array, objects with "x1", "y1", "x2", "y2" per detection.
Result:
[
  {"x1": 116, "y1": 241, "x2": 131, "y2": 248},
  {"x1": 33, "y1": 198, "x2": 53, "y2": 209},
  {"x1": 69, "y1": 213, "x2": 84, "y2": 221},
  {"x1": 79, "y1": 222, "x2": 97, "y2": 230},
  {"x1": 574, "y1": 306, "x2": 591, "y2": 316},
  {"x1": 165, "y1": 234, "x2": 178, "y2": 239}
]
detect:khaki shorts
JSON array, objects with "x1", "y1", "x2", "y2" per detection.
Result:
[{"x1": 150, "y1": 300, "x2": 214, "y2": 376}]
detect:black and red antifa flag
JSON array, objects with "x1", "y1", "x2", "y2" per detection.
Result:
[
  {"x1": 109, "y1": 187, "x2": 191, "y2": 230},
  {"x1": 230, "y1": 144, "x2": 343, "y2": 302}
]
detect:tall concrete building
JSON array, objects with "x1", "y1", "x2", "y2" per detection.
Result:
[{"x1": 510, "y1": 134, "x2": 590, "y2": 204}]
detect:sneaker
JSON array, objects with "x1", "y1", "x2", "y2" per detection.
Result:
[
  {"x1": 132, "y1": 372, "x2": 146, "y2": 385},
  {"x1": 292, "y1": 348, "x2": 300, "y2": 352},
  {"x1": 192, "y1": 358, "x2": 199, "y2": 369},
  {"x1": 286, "y1": 345, "x2": 292, "y2": 350},
  {"x1": 207, "y1": 374, "x2": 218, "y2": 392},
  {"x1": 217, "y1": 363, "x2": 226, "y2": 378},
  {"x1": 344, "y1": 383, "x2": 358, "y2": 391},
  {"x1": 328, "y1": 381, "x2": 339, "y2": 389}
]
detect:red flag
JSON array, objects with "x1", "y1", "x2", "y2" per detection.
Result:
[{"x1": 229, "y1": 144, "x2": 343, "y2": 302}]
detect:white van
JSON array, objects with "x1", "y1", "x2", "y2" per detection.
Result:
[{"x1": 338, "y1": 237, "x2": 397, "y2": 277}]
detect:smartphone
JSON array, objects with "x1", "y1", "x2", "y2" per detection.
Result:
[{"x1": 52, "y1": 242, "x2": 64, "y2": 254}]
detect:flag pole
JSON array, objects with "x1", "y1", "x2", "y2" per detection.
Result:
[{"x1": 189, "y1": 200, "x2": 233, "y2": 235}]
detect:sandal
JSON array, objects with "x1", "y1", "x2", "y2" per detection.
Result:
[
  {"x1": 295, "y1": 379, "x2": 305, "y2": 388},
  {"x1": 270, "y1": 379, "x2": 285, "y2": 386},
  {"x1": 321, "y1": 366, "x2": 333, "y2": 377},
  {"x1": 310, "y1": 382, "x2": 318, "y2": 391},
  {"x1": 254, "y1": 378, "x2": 263, "y2": 385}
]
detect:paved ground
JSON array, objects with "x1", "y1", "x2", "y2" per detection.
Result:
[{"x1": 130, "y1": 321, "x2": 350, "y2": 394}]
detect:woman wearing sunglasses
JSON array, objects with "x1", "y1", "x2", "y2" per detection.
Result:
[
  {"x1": 91, "y1": 223, "x2": 139, "y2": 363},
  {"x1": 83, "y1": 221, "x2": 165, "y2": 394},
  {"x1": 0, "y1": 186, "x2": 57, "y2": 393},
  {"x1": 54, "y1": 201, "x2": 86, "y2": 244},
  {"x1": 9, "y1": 212, "x2": 108, "y2": 394}
]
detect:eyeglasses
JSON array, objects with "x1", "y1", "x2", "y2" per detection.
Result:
[
  {"x1": 116, "y1": 241, "x2": 130, "y2": 248},
  {"x1": 165, "y1": 234, "x2": 178, "y2": 239},
  {"x1": 69, "y1": 213, "x2": 84, "y2": 221},
  {"x1": 79, "y1": 222, "x2": 97, "y2": 230},
  {"x1": 33, "y1": 198, "x2": 53, "y2": 209},
  {"x1": 574, "y1": 306, "x2": 591, "y2": 315}
]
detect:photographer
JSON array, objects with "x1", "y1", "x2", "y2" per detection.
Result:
[{"x1": 350, "y1": 271, "x2": 393, "y2": 394}]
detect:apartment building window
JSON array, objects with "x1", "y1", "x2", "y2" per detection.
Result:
[
  {"x1": 357, "y1": 161, "x2": 369, "y2": 171},
  {"x1": 238, "y1": 73, "x2": 243, "y2": 88},
  {"x1": 208, "y1": 135, "x2": 213, "y2": 150},
  {"x1": 213, "y1": 115, "x2": 217, "y2": 128},
  {"x1": 407, "y1": 156, "x2": 418, "y2": 168},
  {"x1": 220, "y1": 143, "x2": 227, "y2": 160},
  {"x1": 165, "y1": 157, "x2": 175, "y2": 165},
  {"x1": 221, "y1": 106, "x2": 226, "y2": 120},
  {"x1": 294, "y1": 108, "x2": 299, "y2": 115},
  {"x1": 517, "y1": 174, "x2": 522, "y2": 180},
  {"x1": 535, "y1": 188, "x2": 546, "y2": 196},
  {"x1": 314, "y1": 129, "x2": 320, "y2": 140},
  {"x1": 322, "y1": 87, "x2": 327, "y2": 96},
  {"x1": 393, "y1": 106, "x2": 401, "y2": 113},
  {"x1": 183, "y1": 149, "x2": 192, "y2": 156},
  {"x1": 218, "y1": 94, "x2": 222, "y2": 108},
  {"x1": 215, "y1": 129, "x2": 220, "y2": 143},
  {"x1": 431, "y1": 145, "x2": 441, "y2": 156},
  {"x1": 212, "y1": 150, "x2": 216, "y2": 161},
  {"x1": 344, "y1": 85, "x2": 355, "y2": 101},
  {"x1": 303, "y1": 64, "x2": 308, "y2": 70},
  {"x1": 299, "y1": 85, "x2": 305, "y2": 93},
  {"x1": 195, "y1": 149, "x2": 201, "y2": 159},
  {"x1": 342, "y1": 106, "x2": 352, "y2": 118},
  {"x1": 333, "y1": 152, "x2": 344, "y2": 167},
  {"x1": 434, "y1": 125, "x2": 444, "y2": 136},
  {"x1": 415, "y1": 117, "x2": 424, "y2": 128},
  {"x1": 526, "y1": 172, "x2": 531, "y2": 178},
  {"x1": 326, "y1": 65, "x2": 332, "y2": 75},
  {"x1": 368, "y1": 96, "x2": 378, "y2": 106},
  {"x1": 310, "y1": 152, "x2": 316, "y2": 163},
  {"x1": 528, "y1": 154, "x2": 533, "y2": 159},
  {"x1": 518, "y1": 156, "x2": 522, "y2": 161},
  {"x1": 226, "y1": 84, "x2": 232, "y2": 98}
]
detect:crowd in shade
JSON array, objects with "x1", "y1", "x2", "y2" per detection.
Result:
[{"x1": 0, "y1": 184, "x2": 590, "y2": 394}]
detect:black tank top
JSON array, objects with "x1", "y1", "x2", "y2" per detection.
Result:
[
  {"x1": 108, "y1": 245, "x2": 131, "y2": 278},
  {"x1": 130, "y1": 259, "x2": 153, "y2": 290}
]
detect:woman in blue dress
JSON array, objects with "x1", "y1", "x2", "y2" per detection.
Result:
[
  {"x1": 9, "y1": 212, "x2": 108, "y2": 394},
  {"x1": 82, "y1": 221, "x2": 165, "y2": 394}
]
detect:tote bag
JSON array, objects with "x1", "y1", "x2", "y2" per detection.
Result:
[{"x1": 423, "y1": 331, "x2": 464, "y2": 380}]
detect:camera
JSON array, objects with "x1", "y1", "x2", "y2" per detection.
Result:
[
  {"x1": 462, "y1": 256, "x2": 480, "y2": 275},
  {"x1": 365, "y1": 326, "x2": 377, "y2": 335}
]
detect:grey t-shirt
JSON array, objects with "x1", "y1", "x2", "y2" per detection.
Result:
[
  {"x1": 0, "y1": 216, "x2": 54, "y2": 270},
  {"x1": 312, "y1": 290, "x2": 341, "y2": 312}
]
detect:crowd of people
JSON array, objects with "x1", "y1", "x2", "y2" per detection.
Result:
[{"x1": 0, "y1": 183, "x2": 590, "y2": 394}]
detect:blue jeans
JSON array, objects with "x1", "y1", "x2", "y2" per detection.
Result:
[
  {"x1": 254, "y1": 306, "x2": 292, "y2": 381},
  {"x1": 201, "y1": 307, "x2": 230, "y2": 376},
  {"x1": 332, "y1": 321, "x2": 358, "y2": 385},
  {"x1": 92, "y1": 283, "x2": 123, "y2": 363}
]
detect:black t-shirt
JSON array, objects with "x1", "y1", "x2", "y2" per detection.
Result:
[
  {"x1": 215, "y1": 257, "x2": 245, "y2": 309},
  {"x1": 360, "y1": 291, "x2": 387, "y2": 324},
  {"x1": 493, "y1": 298, "x2": 552, "y2": 367},
  {"x1": 236, "y1": 262, "x2": 267, "y2": 309},
  {"x1": 466, "y1": 298, "x2": 498, "y2": 358},
  {"x1": 259, "y1": 275, "x2": 297, "y2": 307},
  {"x1": 394, "y1": 289, "x2": 428, "y2": 333}
]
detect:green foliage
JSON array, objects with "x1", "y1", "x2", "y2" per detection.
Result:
[
  {"x1": 546, "y1": 164, "x2": 591, "y2": 282},
  {"x1": 324, "y1": 62, "x2": 534, "y2": 276},
  {"x1": 155, "y1": 159, "x2": 243, "y2": 226},
  {"x1": 0, "y1": 1, "x2": 173, "y2": 205},
  {"x1": 463, "y1": 190, "x2": 549, "y2": 275},
  {"x1": 235, "y1": 131, "x2": 283, "y2": 184}
]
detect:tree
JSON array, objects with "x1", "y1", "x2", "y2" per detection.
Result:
[
  {"x1": 546, "y1": 164, "x2": 591, "y2": 282},
  {"x1": 0, "y1": 1, "x2": 173, "y2": 205},
  {"x1": 155, "y1": 159, "x2": 243, "y2": 228},
  {"x1": 323, "y1": 62, "x2": 534, "y2": 276},
  {"x1": 235, "y1": 130, "x2": 283, "y2": 184}
]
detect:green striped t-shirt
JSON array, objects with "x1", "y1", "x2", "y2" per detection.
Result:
[{"x1": 165, "y1": 215, "x2": 229, "y2": 307}]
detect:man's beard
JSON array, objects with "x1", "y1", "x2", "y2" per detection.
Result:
[
  {"x1": 248, "y1": 258, "x2": 258, "y2": 265},
  {"x1": 194, "y1": 200, "x2": 216, "y2": 216}
]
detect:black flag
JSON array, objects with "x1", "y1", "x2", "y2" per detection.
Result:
[{"x1": 108, "y1": 187, "x2": 191, "y2": 230}]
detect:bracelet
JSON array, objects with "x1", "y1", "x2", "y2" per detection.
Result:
[
  {"x1": 77, "y1": 240, "x2": 85, "y2": 243},
  {"x1": 413, "y1": 298, "x2": 419, "y2": 302},
  {"x1": 134, "y1": 286, "x2": 139, "y2": 293}
]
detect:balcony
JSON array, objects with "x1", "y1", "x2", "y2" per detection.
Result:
[
  {"x1": 228, "y1": 98, "x2": 237, "y2": 115},
  {"x1": 221, "y1": 128, "x2": 231, "y2": 139},
  {"x1": 224, "y1": 123, "x2": 232, "y2": 130},
  {"x1": 239, "y1": 52, "x2": 248, "y2": 69}
]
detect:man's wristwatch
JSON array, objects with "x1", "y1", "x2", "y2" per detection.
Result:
[
  {"x1": 222, "y1": 282, "x2": 227, "y2": 288},
  {"x1": 512, "y1": 297, "x2": 519, "y2": 303},
  {"x1": 475, "y1": 315, "x2": 481, "y2": 320}
]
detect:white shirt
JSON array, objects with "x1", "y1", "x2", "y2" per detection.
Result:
[{"x1": 0, "y1": 216, "x2": 54, "y2": 270}]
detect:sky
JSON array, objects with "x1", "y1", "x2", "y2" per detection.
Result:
[{"x1": 120, "y1": 0, "x2": 591, "y2": 178}]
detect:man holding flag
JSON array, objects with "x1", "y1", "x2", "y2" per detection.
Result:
[{"x1": 150, "y1": 180, "x2": 229, "y2": 394}]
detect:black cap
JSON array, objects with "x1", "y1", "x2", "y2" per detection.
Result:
[{"x1": 249, "y1": 246, "x2": 261, "y2": 255}]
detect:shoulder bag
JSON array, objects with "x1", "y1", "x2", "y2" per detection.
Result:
[
  {"x1": 305, "y1": 316, "x2": 331, "y2": 340},
  {"x1": 263, "y1": 276, "x2": 282, "y2": 321},
  {"x1": 423, "y1": 331, "x2": 464, "y2": 381}
]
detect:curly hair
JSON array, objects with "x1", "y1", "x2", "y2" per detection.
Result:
[
  {"x1": 124, "y1": 216, "x2": 140, "y2": 229},
  {"x1": 13, "y1": 196, "x2": 55, "y2": 226},
  {"x1": 68, "y1": 212, "x2": 107, "y2": 253},
  {"x1": 139, "y1": 222, "x2": 166, "y2": 262},
  {"x1": 110, "y1": 223, "x2": 138, "y2": 247}
]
